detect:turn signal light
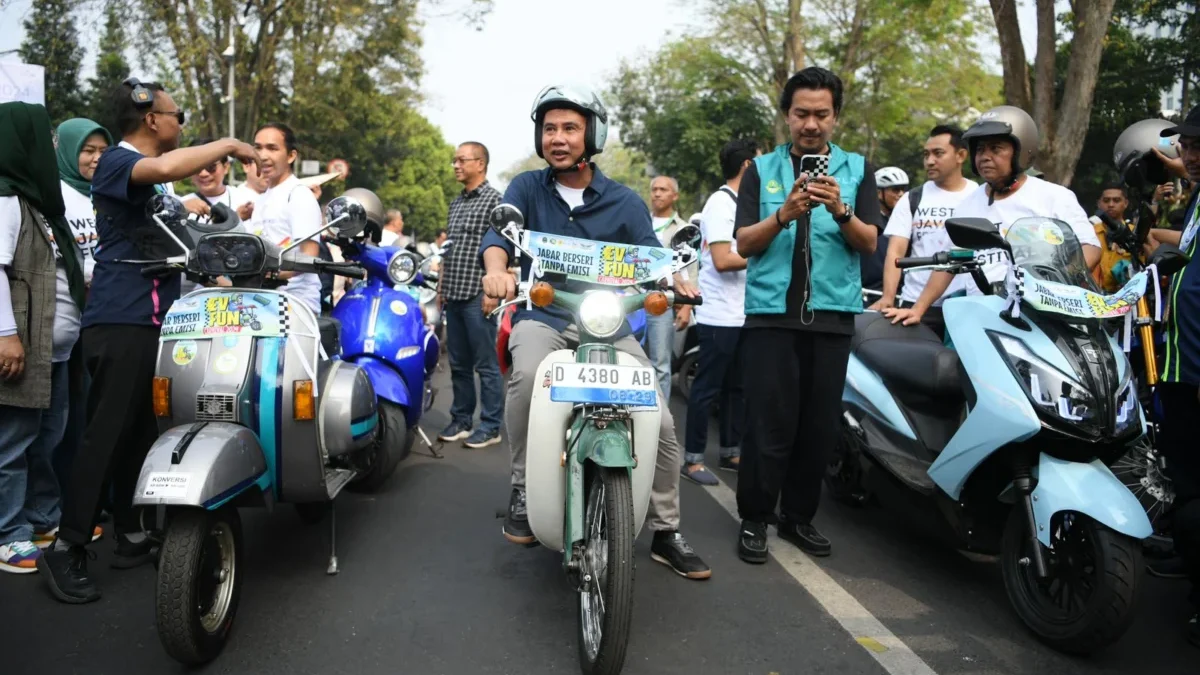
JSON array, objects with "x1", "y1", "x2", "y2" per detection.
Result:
[
  {"x1": 294, "y1": 380, "x2": 315, "y2": 420},
  {"x1": 644, "y1": 291, "x2": 669, "y2": 316},
  {"x1": 530, "y1": 281, "x2": 555, "y2": 308},
  {"x1": 152, "y1": 377, "x2": 171, "y2": 417}
]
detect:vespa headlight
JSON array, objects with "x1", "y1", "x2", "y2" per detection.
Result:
[
  {"x1": 577, "y1": 291, "x2": 625, "y2": 338},
  {"x1": 387, "y1": 251, "x2": 419, "y2": 285},
  {"x1": 990, "y1": 332, "x2": 1097, "y2": 424}
]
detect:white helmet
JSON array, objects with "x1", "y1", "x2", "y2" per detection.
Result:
[{"x1": 875, "y1": 167, "x2": 909, "y2": 188}]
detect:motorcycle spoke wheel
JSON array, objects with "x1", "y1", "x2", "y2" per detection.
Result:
[{"x1": 577, "y1": 467, "x2": 634, "y2": 675}]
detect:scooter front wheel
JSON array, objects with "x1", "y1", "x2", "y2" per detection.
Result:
[
  {"x1": 1000, "y1": 508, "x2": 1141, "y2": 655},
  {"x1": 154, "y1": 507, "x2": 243, "y2": 666},
  {"x1": 577, "y1": 467, "x2": 635, "y2": 675}
]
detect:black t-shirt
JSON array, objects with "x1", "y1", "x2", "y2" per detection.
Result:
[{"x1": 734, "y1": 153, "x2": 882, "y2": 334}]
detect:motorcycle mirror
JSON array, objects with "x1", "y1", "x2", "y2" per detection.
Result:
[
  {"x1": 670, "y1": 224, "x2": 701, "y2": 251},
  {"x1": 146, "y1": 194, "x2": 189, "y2": 227},
  {"x1": 324, "y1": 196, "x2": 368, "y2": 238},
  {"x1": 489, "y1": 204, "x2": 524, "y2": 233},
  {"x1": 1148, "y1": 243, "x2": 1191, "y2": 277},
  {"x1": 946, "y1": 217, "x2": 1011, "y2": 254}
]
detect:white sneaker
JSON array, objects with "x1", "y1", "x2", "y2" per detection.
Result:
[{"x1": 0, "y1": 541, "x2": 42, "y2": 574}]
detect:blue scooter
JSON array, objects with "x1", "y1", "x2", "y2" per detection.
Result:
[
  {"x1": 330, "y1": 208, "x2": 448, "y2": 473},
  {"x1": 831, "y1": 216, "x2": 1169, "y2": 655}
]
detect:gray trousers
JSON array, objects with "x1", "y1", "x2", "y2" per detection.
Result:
[{"x1": 506, "y1": 320, "x2": 681, "y2": 531}]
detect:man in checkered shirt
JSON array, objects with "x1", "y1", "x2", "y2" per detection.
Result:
[{"x1": 436, "y1": 142, "x2": 505, "y2": 449}]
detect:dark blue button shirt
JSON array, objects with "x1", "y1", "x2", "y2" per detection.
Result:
[{"x1": 479, "y1": 165, "x2": 659, "y2": 337}]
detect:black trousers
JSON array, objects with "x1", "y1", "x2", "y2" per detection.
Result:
[
  {"x1": 58, "y1": 325, "x2": 160, "y2": 546},
  {"x1": 736, "y1": 328, "x2": 852, "y2": 524},
  {"x1": 1160, "y1": 383, "x2": 1200, "y2": 611}
]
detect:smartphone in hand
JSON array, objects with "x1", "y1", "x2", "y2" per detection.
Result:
[{"x1": 799, "y1": 154, "x2": 830, "y2": 187}]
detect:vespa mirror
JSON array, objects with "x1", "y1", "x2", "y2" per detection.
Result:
[
  {"x1": 946, "y1": 217, "x2": 1010, "y2": 253},
  {"x1": 324, "y1": 196, "x2": 368, "y2": 239},
  {"x1": 1148, "y1": 243, "x2": 1191, "y2": 277},
  {"x1": 145, "y1": 194, "x2": 194, "y2": 254},
  {"x1": 489, "y1": 204, "x2": 524, "y2": 233},
  {"x1": 670, "y1": 223, "x2": 701, "y2": 251}
]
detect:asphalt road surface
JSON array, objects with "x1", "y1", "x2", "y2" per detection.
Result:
[{"x1": 2, "y1": 367, "x2": 1194, "y2": 675}]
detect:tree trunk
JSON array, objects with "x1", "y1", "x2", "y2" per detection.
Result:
[
  {"x1": 1041, "y1": 0, "x2": 1117, "y2": 184},
  {"x1": 1032, "y1": 0, "x2": 1056, "y2": 142},
  {"x1": 786, "y1": 0, "x2": 804, "y2": 73},
  {"x1": 987, "y1": 0, "x2": 1031, "y2": 111}
]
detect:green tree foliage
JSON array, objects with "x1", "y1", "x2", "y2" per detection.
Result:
[
  {"x1": 87, "y1": 0, "x2": 132, "y2": 130},
  {"x1": 608, "y1": 0, "x2": 1001, "y2": 202},
  {"x1": 18, "y1": 0, "x2": 87, "y2": 123}
]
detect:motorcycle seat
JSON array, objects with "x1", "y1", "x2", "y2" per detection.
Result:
[
  {"x1": 852, "y1": 313, "x2": 962, "y2": 399},
  {"x1": 317, "y1": 316, "x2": 342, "y2": 357}
]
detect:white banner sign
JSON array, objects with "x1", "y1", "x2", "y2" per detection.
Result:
[{"x1": 0, "y1": 63, "x2": 45, "y2": 105}]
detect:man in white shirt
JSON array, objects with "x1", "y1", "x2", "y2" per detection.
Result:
[
  {"x1": 379, "y1": 209, "x2": 413, "y2": 248},
  {"x1": 247, "y1": 123, "x2": 323, "y2": 314},
  {"x1": 646, "y1": 175, "x2": 695, "y2": 403},
  {"x1": 682, "y1": 140, "x2": 758, "y2": 486},
  {"x1": 180, "y1": 138, "x2": 257, "y2": 212},
  {"x1": 874, "y1": 125, "x2": 977, "y2": 335}
]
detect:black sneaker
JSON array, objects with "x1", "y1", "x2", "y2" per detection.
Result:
[
  {"x1": 650, "y1": 531, "x2": 712, "y2": 579},
  {"x1": 1147, "y1": 555, "x2": 1188, "y2": 580},
  {"x1": 503, "y1": 489, "x2": 535, "y2": 545},
  {"x1": 718, "y1": 456, "x2": 740, "y2": 472},
  {"x1": 111, "y1": 535, "x2": 157, "y2": 570},
  {"x1": 38, "y1": 541, "x2": 101, "y2": 604},
  {"x1": 778, "y1": 518, "x2": 831, "y2": 557},
  {"x1": 738, "y1": 520, "x2": 768, "y2": 564}
]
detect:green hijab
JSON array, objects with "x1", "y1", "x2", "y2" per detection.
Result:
[
  {"x1": 56, "y1": 117, "x2": 113, "y2": 197},
  {"x1": 0, "y1": 102, "x2": 87, "y2": 309}
]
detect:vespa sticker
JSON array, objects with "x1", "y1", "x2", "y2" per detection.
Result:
[
  {"x1": 213, "y1": 351, "x2": 239, "y2": 375},
  {"x1": 142, "y1": 472, "x2": 192, "y2": 499},
  {"x1": 171, "y1": 340, "x2": 198, "y2": 366},
  {"x1": 160, "y1": 291, "x2": 285, "y2": 341}
]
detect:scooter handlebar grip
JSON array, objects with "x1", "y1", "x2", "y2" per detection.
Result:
[
  {"x1": 672, "y1": 294, "x2": 703, "y2": 306},
  {"x1": 896, "y1": 256, "x2": 936, "y2": 269}
]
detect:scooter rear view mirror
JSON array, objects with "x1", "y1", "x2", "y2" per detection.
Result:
[
  {"x1": 670, "y1": 224, "x2": 701, "y2": 251},
  {"x1": 946, "y1": 217, "x2": 1011, "y2": 255},
  {"x1": 324, "y1": 196, "x2": 368, "y2": 239},
  {"x1": 1149, "y1": 243, "x2": 1191, "y2": 277},
  {"x1": 145, "y1": 193, "x2": 194, "y2": 254},
  {"x1": 489, "y1": 204, "x2": 524, "y2": 234}
]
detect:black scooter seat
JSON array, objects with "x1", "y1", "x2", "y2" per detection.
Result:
[
  {"x1": 317, "y1": 316, "x2": 342, "y2": 357},
  {"x1": 852, "y1": 313, "x2": 962, "y2": 399}
]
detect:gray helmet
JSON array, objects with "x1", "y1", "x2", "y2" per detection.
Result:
[
  {"x1": 340, "y1": 187, "x2": 385, "y2": 230},
  {"x1": 531, "y1": 84, "x2": 609, "y2": 159},
  {"x1": 1113, "y1": 118, "x2": 1180, "y2": 191},
  {"x1": 962, "y1": 105, "x2": 1039, "y2": 178}
]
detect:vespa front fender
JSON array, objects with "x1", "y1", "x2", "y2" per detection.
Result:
[
  {"x1": 353, "y1": 357, "x2": 411, "y2": 409},
  {"x1": 1030, "y1": 453, "x2": 1153, "y2": 547},
  {"x1": 133, "y1": 423, "x2": 268, "y2": 510}
]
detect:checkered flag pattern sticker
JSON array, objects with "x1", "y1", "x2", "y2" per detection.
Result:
[{"x1": 279, "y1": 299, "x2": 290, "y2": 335}]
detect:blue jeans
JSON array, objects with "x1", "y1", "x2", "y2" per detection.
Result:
[
  {"x1": 445, "y1": 293, "x2": 504, "y2": 434},
  {"x1": 0, "y1": 361, "x2": 69, "y2": 544},
  {"x1": 644, "y1": 309, "x2": 674, "y2": 400},
  {"x1": 684, "y1": 325, "x2": 744, "y2": 465}
]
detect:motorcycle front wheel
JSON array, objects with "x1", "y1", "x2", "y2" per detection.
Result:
[
  {"x1": 155, "y1": 507, "x2": 243, "y2": 666},
  {"x1": 1000, "y1": 508, "x2": 1140, "y2": 655},
  {"x1": 577, "y1": 467, "x2": 635, "y2": 675}
]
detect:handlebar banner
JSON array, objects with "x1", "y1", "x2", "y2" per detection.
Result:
[
  {"x1": 159, "y1": 290, "x2": 288, "y2": 340},
  {"x1": 526, "y1": 231, "x2": 676, "y2": 286}
]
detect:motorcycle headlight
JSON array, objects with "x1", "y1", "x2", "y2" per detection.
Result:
[
  {"x1": 387, "y1": 251, "x2": 419, "y2": 285},
  {"x1": 991, "y1": 332, "x2": 1097, "y2": 424},
  {"x1": 577, "y1": 291, "x2": 625, "y2": 338},
  {"x1": 1113, "y1": 367, "x2": 1140, "y2": 434}
]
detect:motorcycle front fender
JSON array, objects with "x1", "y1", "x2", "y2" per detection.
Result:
[
  {"x1": 133, "y1": 423, "x2": 269, "y2": 510},
  {"x1": 353, "y1": 357, "x2": 411, "y2": 409},
  {"x1": 1030, "y1": 453, "x2": 1153, "y2": 546},
  {"x1": 576, "y1": 425, "x2": 636, "y2": 469}
]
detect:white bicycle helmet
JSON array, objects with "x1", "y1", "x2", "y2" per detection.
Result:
[
  {"x1": 531, "y1": 84, "x2": 609, "y2": 160},
  {"x1": 875, "y1": 167, "x2": 909, "y2": 189}
]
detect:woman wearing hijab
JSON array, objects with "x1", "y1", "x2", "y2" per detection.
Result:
[
  {"x1": 42, "y1": 119, "x2": 112, "y2": 545},
  {"x1": 0, "y1": 102, "x2": 89, "y2": 573}
]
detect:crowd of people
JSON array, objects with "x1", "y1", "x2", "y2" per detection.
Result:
[{"x1": 2, "y1": 63, "x2": 1199, "y2": 648}]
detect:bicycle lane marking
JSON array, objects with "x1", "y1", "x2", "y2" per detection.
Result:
[{"x1": 705, "y1": 479, "x2": 942, "y2": 675}]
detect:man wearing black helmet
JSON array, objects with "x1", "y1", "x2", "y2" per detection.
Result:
[
  {"x1": 478, "y1": 85, "x2": 711, "y2": 580},
  {"x1": 887, "y1": 107, "x2": 1101, "y2": 324}
]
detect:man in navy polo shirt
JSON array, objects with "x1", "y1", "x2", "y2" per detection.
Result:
[
  {"x1": 40, "y1": 79, "x2": 258, "y2": 604},
  {"x1": 480, "y1": 84, "x2": 711, "y2": 580}
]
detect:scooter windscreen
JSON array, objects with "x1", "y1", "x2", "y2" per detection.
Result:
[{"x1": 1004, "y1": 217, "x2": 1097, "y2": 291}]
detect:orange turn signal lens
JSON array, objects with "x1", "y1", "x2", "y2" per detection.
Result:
[
  {"x1": 644, "y1": 291, "x2": 669, "y2": 316},
  {"x1": 530, "y1": 281, "x2": 555, "y2": 308},
  {"x1": 293, "y1": 380, "x2": 315, "y2": 421},
  {"x1": 152, "y1": 377, "x2": 171, "y2": 417}
]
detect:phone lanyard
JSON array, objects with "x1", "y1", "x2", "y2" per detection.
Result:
[{"x1": 1182, "y1": 202, "x2": 1200, "y2": 253}]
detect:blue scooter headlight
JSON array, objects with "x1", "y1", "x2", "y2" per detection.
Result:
[
  {"x1": 990, "y1": 332, "x2": 1098, "y2": 425},
  {"x1": 387, "y1": 251, "x2": 419, "y2": 285}
]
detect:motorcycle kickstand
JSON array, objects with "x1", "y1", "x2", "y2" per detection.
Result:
[
  {"x1": 326, "y1": 501, "x2": 339, "y2": 576},
  {"x1": 416, "y1": 426, "x2": 444, "y2": 459}
]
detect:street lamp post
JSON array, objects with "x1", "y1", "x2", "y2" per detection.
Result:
[{"x1": 222, "y1": 15, "x2": 235, "y2": 185}]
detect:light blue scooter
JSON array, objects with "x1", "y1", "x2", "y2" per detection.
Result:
[{"x1": 831, "y1": 216, "x2": 1152, "y2": 656}]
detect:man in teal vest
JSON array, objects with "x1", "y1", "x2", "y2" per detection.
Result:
[{"x1": 731, "y1": 67, "x2": 884, "y2": 564}]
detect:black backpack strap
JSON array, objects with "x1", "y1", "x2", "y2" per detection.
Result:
[
  {"x1": 907, "y1": 183, "x2": 924, "y2": 217},
  {"x1": 718, "y1": 186, "x2": 737, "y2": 202}
]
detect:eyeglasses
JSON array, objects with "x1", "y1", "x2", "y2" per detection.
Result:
[
  {"x1": 452, "y1": 157, "x2": 482, "y2": 166},
  {"x1": 151, "y1": 110, "x2": 186, "y2": 125}
]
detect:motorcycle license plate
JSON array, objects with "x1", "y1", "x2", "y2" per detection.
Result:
[{"x1": 549, "y1": 363, "x2": 658, "y2": 407}]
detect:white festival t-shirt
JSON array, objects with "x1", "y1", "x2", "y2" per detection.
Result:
[
  {"x1": 882, "y1": 179, "x2": 977, "y2": 305},
  {"x1": 954, "y1": 176, "x2": 1101, "y2": 293},
  {"x1": 696, "y1": 187, "x2": 745, "y2": 326},
  {"x1": 182, "y1": 184, "x2": 258, "y2": 212},
  {"x1": 247, "y1": 175, "x2": 323, "y2": 313},
  {"x1": 61, "y1": 180, "x2": 98, "y2": 283}
]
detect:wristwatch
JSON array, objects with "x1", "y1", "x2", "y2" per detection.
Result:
[{"x1": 833, "y1": 202, "x2": 854, "y2": 225}]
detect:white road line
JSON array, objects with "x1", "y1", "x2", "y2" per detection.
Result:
[{"x1": 704, "y1": 479, "x2": 941, "y2": 675}]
